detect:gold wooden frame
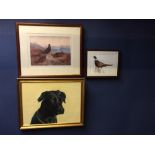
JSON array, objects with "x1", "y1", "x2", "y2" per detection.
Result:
[{"x1": 17, "y1": 78, "x2": 85, "y2": 130}]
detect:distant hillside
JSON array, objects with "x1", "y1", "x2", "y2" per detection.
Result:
[
  {"x1": 30, "y1": 43, "x2": 70, "y2": 53},
  {"x1": 30, "y1": 43, "x2": 45, "y2": 50},
  {"x1": 51, "y1": 46, "x2": 70, "y2": 53}
]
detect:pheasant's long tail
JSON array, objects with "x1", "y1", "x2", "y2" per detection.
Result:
[{"x1": 105, "y1": 64, "x2": 113, "y2": 66}]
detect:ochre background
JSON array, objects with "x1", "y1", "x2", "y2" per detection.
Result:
[{"x1": 21, "y1": 81, "x2": 82, "y2": 126}]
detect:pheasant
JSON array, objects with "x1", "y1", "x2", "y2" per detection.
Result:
[
  {"x1": 44, "y1": 44, "x2": 51, "y2": 54},
  {"x1": 93, "y1": 56, "x2": 112, "y2": 72}
]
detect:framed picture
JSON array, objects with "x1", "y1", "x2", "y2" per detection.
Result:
[
  {"x1": 17, "y1": 78, "x2": 85, "y2": 130},
  {"x1": 87, "y1": 50, "x2": 119, "y2": 77},
  {"x1": 16, "y1": 23, "x2": 82, "y2": 77}
]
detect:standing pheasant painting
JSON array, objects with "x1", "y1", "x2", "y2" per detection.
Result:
[
  {"x1": 87, "y1": 51, "x2": 119, "y2": 77},
  {"x1": 93, "y1": 56, "x2": 113, "y2": 73}
]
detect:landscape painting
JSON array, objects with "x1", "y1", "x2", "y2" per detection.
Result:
[
  {"x1": 17, "y1": 23, "x2": 82, "y2": 77},
  {"x1": 30, "y1": 36, "x2": 71, "y2": 66}
]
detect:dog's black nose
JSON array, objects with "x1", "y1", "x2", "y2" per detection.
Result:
[
  {"x1": 58, "y1": 106, "x2": 64, "y2": 114},
  {"x1": 63, "y1": 99, "x2": 66, "y2": 103}
]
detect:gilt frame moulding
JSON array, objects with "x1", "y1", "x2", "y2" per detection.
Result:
[
  {"x1": 16, "y1": 22, "x2": 83, "y2": 78},
  {"x1": 17, "y1": 78, "x2": 85, "y2": 130},
  {"x1": 86, "y1": 50, "x2": 120, "y2": 78}
]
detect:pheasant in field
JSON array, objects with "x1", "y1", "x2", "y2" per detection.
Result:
[
  {"x1": 93, "y1": 56, "x2": 112, "y2": 72},
  {"x1": 44, "y1": 44, "x2": 51, "y2": 54}
]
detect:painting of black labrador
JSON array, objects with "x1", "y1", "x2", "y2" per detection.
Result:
[{"x1": 31, "y1": 90, "x2": 66, "y2": 124}]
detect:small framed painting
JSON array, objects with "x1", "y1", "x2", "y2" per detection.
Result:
[
  {"x1": 87, "y1": 50, "x2": 119, "y2": 77},
  {"x1": 16, "y1": 23, "x2": 82, "y2": 77},
  {"x1": 17, "y1": 78, "x2": 85, "y2": 130}
]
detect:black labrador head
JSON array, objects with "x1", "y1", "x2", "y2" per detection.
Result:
[{"x1": 38, "y1": 90, "x2": 66, "y2": 117}]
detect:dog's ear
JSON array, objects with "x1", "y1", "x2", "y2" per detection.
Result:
[
  {"x1": 61, "y1": 92, "x2": 66, "y2": 103},
  {"x1": 56, "y1": 90, "x2": 66, "y2": 103},
  {"x1": 38, "y1": 91, "x2": 48, "y2": 102}
]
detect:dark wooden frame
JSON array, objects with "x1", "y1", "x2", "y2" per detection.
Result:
[
  {"x1": 17, "y1": 78, "x2": 85, "y2": 130},
  {"x1": 86, "y1": 50, "x2": 120, "y2": 78},
  {"x1": 16, "y1": 22, "x2": 83, "y2": 78}
]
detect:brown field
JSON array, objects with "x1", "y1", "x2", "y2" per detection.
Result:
[{"x1": 30, "y1": 48, "x2": 71, "y2": 66}]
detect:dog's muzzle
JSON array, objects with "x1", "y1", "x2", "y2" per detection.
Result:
[{"x1": 57, "y1": 105, "x2": 64, "y2": 114}]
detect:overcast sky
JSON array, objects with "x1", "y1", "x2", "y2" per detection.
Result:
[{"x1": 30, "y1": 36, "x2": 70, "y2": 47}]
